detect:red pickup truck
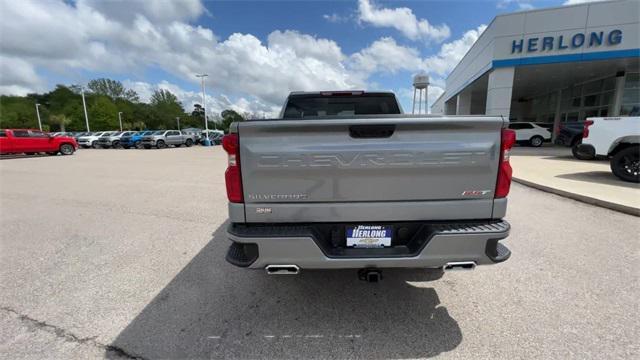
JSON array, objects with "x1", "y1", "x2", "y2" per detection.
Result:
[{"x1": 0, "y1": 129, "x2": 77, "y2": 156}]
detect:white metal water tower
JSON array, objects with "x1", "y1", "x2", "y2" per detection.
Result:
[{"x1": 412, "y1": 73, "x2": 429, "y2": 114}]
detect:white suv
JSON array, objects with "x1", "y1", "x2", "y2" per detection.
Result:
[{"x1": 508, "y1": 122, "x2": 551, "y2": 147}]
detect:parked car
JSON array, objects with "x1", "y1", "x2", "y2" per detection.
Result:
[
  {"x1": 575, "y1": 116, "x2": 639, "y2": 182},
  {"x1": 554, "y1": 122, "x2": 587, "y2": 158},
  {"x1": 119, "y1": 131, "x2": 154, "y2": 149},
  {"x1": 52, "y1": 131, "x2": 74, "y2": 137},
  {"x1": 73, "y1": 132, "x2": 92, "y2": 142},
  {"x1": 223, "y1": 91, "x2": 513, "y2": 279},
  {"x1": 508, "y1": 122, "x2": 551, "y2": 147},
  {"x1": 201, "y1": 129, "x2": 224, "y2": 144},
  {"x1": 0, "y1": 129, "x2": 77, "y2": 156},
  {"x1": 210, "y1": 132, "x2": 223, "y2": 145},
  {"x1": 140, "y1": 130, "x2": 196, "y2": 149},
  {"x1": 77, "y1": 131, "x2": 110, "y2": 148},
  {"x1": 95, "y1": 131, "x2": 136, "y2": 148},
  {"x1": 181, "y1": 128, "x2": 203, "y2": 143}
]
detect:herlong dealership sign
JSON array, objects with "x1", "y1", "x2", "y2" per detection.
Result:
[{"x1": 511, "y1": 30, "x2": 623, "y2": 54}]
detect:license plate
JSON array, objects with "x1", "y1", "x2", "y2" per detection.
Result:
[{"x1": 346, "y1": 225, "x2": 392, "y2": 248}]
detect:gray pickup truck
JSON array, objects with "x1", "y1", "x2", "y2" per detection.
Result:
[
  {"x1": 141, "y1": 130, "x2": 196, "y2": 149},
  {"x1": 223, "y1": 91, "x2": 515, "y2": 280}
]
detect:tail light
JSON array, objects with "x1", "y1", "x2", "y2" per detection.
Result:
[
  {"x1": 495, "y1": 129, "x2": 516, "y2": 198},
  {"x1": 222, "y1": 133, "x2": 243, "y2": 203},
  {"x1": 582, "y1": 120, "x2": 594, "y2": 139}
]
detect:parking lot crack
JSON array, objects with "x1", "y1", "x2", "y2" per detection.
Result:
[{"x1": 1, "y1": 306, "x2": 147, "y2": 360}]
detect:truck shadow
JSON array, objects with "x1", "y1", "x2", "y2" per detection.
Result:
[
  {"x1": 556, "y1": 171, "x2": 639, "y2": 189},
  {"x1": 106, "y1": 222, "x2": 462, "y2": 359}
]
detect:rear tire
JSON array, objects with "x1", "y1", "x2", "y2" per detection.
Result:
[
  {"x1": 59, "y1": 143, "x2": 75, "y2": 155},
  {"x1": 134, "y1": 141, "x2": 142, "y2": 149},
  {"x1": 572, "y1": 144, "x2": 595, "y2": 160},
  {"x1": 185, "y1": 138, "x2": 194, "y2": 147},
  {"x1": 91, "y1": 141, "x2": 99, "y2": 149},
  {"x1": 112, "y1": 140, "x2": 120, "y2": 149},
  {"x1": 529, "y1": 136, "x2": 544, "y2": 147},
  {"x1": 156, "y1": 140, "x2": 166, "y2": 149},
  {"x1": 610, "y1": 145, "x2": 640, "y2": 183}
]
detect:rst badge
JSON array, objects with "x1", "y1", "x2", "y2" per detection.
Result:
[{"x1": 461, "y1": 190, "x2": 492, "y2": 196}]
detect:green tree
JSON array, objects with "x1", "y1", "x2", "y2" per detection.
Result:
[
  {"x1": 48, "y1": 114, "x2": 72, "y2": 132},
  {"x1": 88, "y1": 78, "x2": 139, "y2": 102},
  {"x1": 0, "y1": 96, "x2": 39, "y2": 128},
  {"x1": 88, "y1": 95, "x2": 119, "y2": 130},
  {"x1": 150, "y1": 89, "x2": 184, "y2": 129},
  {"x1": 217, "y1": 109, "x2": 244, "y2": 133}
]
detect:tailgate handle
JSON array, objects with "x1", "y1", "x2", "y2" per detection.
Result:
[{"x1": 349, "y1": 125, "x2": 395, "y2": 138}]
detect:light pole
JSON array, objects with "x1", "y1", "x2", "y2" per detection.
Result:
[
  {"x1": 176, "y1": 117, "x2": 180, "y2": 130},
  {"x1": 35, "y1": 103, "x2": 42, "y2": 131},
  {"x1": 118, "y1": 112, "x2": 123, "y2": 131},
  {"x1": 81, "y1": 89, "x2": 90, "y2": 131},
  {"x1": 195, "y1": 73, "x2": 211, "y2": 146}
]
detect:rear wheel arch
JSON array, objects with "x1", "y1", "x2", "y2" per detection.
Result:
[{"x1": 608, "y1": 137, "x2": 640, "y2": 157}]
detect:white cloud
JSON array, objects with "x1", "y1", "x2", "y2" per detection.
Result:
[
  {"x1": 424, "y1": 25, "x2": 487, "y2": 76},
  {"x1": 497, "y1": 0, "x2": 535, "y2": 10},
  {"x1": 267, "y1": 30, "x2": 345, "y2": 65},
  {"x1": 357, "y1": 0, "x2": 450, "y2": 42},
  {"x1": 79, "y1": 0, "x2": 206, "y2": 24},
  {"x1": 0, "y1": 0, "x2": 363, "y2": 105},
  {"x1": 0, "y1": 56, "x2": 46, "y2": 95},
  {"x1": 350, "y1": 37, "x2": 423, "y2": 74},
  {"x1": 323, "y1": 13, "x2": 350, "y2": 23},
  {"x1": 123, "y1": 80, "x2": 281, "y2": 118},
  {"x1": 0, "y1": 0, "x2": 486, "y2": 115}
]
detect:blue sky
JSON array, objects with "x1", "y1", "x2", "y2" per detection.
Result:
[{"x1": 0, "y1": 0, "x2": 578, "y2": 115}]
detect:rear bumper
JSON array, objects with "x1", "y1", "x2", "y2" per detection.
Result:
[{"x1": 226, "y1": 220, "x2": 511, "y2": 269}]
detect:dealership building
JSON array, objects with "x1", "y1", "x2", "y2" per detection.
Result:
[{"x1": 431, "y1": 0, "x2": 639, "y2": 133}]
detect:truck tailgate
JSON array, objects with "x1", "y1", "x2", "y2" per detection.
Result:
[{"x1": 237, "y1": 116, "x2": 504, "y2": 222}]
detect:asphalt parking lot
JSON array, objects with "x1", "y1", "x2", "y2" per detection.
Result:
[{"x1": 1, "y1": 147, "x2": 638, "y2": 359}]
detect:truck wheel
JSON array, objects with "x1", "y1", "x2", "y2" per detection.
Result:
[
  {"x1": 134, "y1": 141, "x2": 142, "y2": 149},
  {"x1": 156, "y1": 140, "x2": 166, "y2": 149},
  {"x1": 610, "y1": 146, "x2": 639, "y2": 183},
  {"x1": 185, "y1": 138, "x2": 194, "y2": 147},
  {"x1": 572, "y1": 144, "x2": 595, "y2": 160},
  {"x1": 529, "y1": 136, "x2": 543, "y2": 147},
  {"x1": 59, "y1": 143, "x2": 75, "y2": 155}
]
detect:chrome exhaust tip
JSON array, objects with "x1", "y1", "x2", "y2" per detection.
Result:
[
  {"x1": 265, "y1": 265, "x2": 300, "y2": 275},
  {"x1": 443, "y1": 261, "x2": 477, "y2": 271}
]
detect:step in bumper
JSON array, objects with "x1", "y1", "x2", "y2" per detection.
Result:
[{"x1": 226, "y1": 220, "x2": 511, "y2": 269}]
